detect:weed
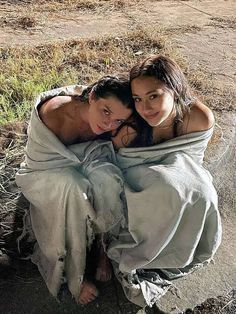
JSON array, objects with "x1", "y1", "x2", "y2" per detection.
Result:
[
  {"x1": 2, "y1": 16, "x2": 37, "y2": 30},
  {"x1": 209, "y1": 17, "x2": 236, "y2": 30}
]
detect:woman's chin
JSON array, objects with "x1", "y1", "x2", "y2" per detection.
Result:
[
  {"x1": 92, "y1": 124, "x2": 106, "y2": 135},
  {"x1": 144, "y1": 119, "x2": 161, "y2": 127},
  {"x1": 144, "y1": 117, "x2": 166, "y2": 127}
]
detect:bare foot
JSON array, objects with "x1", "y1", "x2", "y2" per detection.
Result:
[
  {"x1": 78, "y1": 280, "x2": 98, "y2": 304},
  {"x1": 95, "y1": 244, "x2": 112, "y2": 282}
]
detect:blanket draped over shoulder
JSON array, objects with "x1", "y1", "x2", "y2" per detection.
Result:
[
  {"x1": 107, "y1": 129, "x2": 222, "y2": 307},
  {"x1": 16, "y1": 85, "x2": 221, "y2": 308},
  {"x1": 16, "y1": 85, "x2": 127, "y2": 300}
]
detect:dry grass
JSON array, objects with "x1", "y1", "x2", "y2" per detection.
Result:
[
  {"x1": 0, "y1": 122, "x2": 28, "y2": 255},
  {"x1": 1, "y1": 23, "x2": 226, "y2": 124},
  {"x1": 208, "y1": 17, "x2": 236, "y2": 30},
  {"x1": 1, "y1": 16, "x2": 37, "y2": 30},
  {"x1": 1, "y1": 0, "x2": 141, "y2": 14},
  {"x1": 164, "y1": 25, "x2": 202, "y2": 35},
  {"x1": 186, "y1": 289, "x2": 236, "y2": 314},
  {"x1": 0, "y1": 27, "x2": 169, "y2": 124},
  {"x1": 76, "y1": 0, "x2": 133, "y2": 11},
  {"x1": 0, "y1": 0, "x2": 142, "y2": 31}
]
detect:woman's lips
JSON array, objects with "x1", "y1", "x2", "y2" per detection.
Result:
[
  {"x1": 97, "y1": 124, "x2": 106, "y2": 132},
  {"x1": 144, "y1": 112, "x2": 159, "y2": 120}
]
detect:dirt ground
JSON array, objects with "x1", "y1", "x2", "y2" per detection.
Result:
[{"x1": 0, "y1": 0, "x2": 236, "y2": 313}]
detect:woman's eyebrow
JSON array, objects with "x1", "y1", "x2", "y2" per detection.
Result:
[
  {"x1": 132, "y1": 89, "x2": 158, "y2": 96},
  {"x1": 105, "y1": 105, "x2": 113, "y2": 114},
  {"x1": 146, "y1": 89, "x2": 159, "y2": 95}
]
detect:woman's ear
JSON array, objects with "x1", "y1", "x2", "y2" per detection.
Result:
[{"x1": 88, "y1": 90, "x2": 94, "y2": 104}]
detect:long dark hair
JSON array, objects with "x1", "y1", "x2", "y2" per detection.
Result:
[{"x1": 129, "y1": 55, "x2": 195, "y2": 146}]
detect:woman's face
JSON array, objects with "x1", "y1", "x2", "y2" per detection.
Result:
[
  {"x1": 88, "y1": 94, "x2": 132, "y2": 135},
  {"x1": 131, "y1": 76, "x2": 175, "y2": 127}
]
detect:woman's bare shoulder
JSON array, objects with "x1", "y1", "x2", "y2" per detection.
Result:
[
  {"x1": 38, "y1": 96, "x2": 73, "y2": 132},
  {"x1": 39, "y1": 96, "x2": 72, "y2": 116},
  {"x1": 184, "y1": 101, "x2": 215, "y2": 134},
  {"x1": 112, "y1": 125, "x2": 137, "y2": 149}
]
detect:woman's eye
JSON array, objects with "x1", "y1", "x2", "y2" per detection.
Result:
[
  {"x1": 116, "y1": 119, "x2": 124, "y2": 125},
  {"x1": 103, "y1": 109, "x2": 110, "y2": 115},
  {"x1": 133, "y1": 97, "x2": 141, "y2": 103},
  {"x1": 150, "y1": 94, "x2": 157, "y2": 100}
]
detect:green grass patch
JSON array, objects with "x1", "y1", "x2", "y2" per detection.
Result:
[
  {"x1": 0, "y1": 27, "x2": 169, "y2": 125},
  {"x1": 1, "y1": 25, "x2": 229, "y2": 125}
]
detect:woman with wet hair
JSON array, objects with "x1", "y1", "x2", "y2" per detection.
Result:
[
  {"x1": 16, "y1": 75, "x2": 134, "y2": 305},
  {"x1": 39, "y1": 75, "x2": 134, "y2": 146},
  {"x1": 110, "y1": 55, "x2": 221, "y2": 307}
]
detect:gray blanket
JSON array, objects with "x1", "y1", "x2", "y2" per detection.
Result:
[
  {"x1": 16, "y1": 86, "x2": 126, "y2": 300},
  {"x1": 16, "y1": 86, "x2": 221, "y2": 307},
  {"x1": 107, "y1": 128, "x2": 222, "y2": 306}
]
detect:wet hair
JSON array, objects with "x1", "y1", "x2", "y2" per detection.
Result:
[
  {"x1": 129, "y1": 55, "x2": 196, "y2": 146},
  {"x1": 78, "y1": 75, "x2": 135, "y2": 141},
  {"x1": 79, "y1": 75, "x2": 134, "y2": 110}
]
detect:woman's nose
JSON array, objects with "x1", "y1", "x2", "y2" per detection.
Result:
[
  {"x1": 102, "y1": 118, "x2": 113, "y2": 129},
  {"x1": 142, "y1": 100, "x2": 153, "y2": 112}
]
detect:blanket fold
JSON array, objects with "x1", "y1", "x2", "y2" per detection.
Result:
[
  {"x1": 16, "y1": 85, "x2": 126, "y2": 299},
  {"x1": 16, "y1": 85, "x2": 221, "y2": 307},
  {"x1": 107, "y1": 128, "x2": 222, "y2": 306}
]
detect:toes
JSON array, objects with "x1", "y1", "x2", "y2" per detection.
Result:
[
  {"x1": 79, "y1": 294, "x2": 95, "y2": 304},
  {"x1": 88, "y1": 287, "x2": 99, "y2": 297},
  {"x1": 78, "y1": 281, "x2": 99, "y2": 304},
  {"x1": 79, "y1": 295, "x2": 95, "y2": 304}
]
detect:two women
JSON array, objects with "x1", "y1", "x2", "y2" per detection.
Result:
[{"x1": 16, "y1": 56, "x2": 221, "y2": 307}]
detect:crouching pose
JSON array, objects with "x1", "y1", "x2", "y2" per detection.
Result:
[
  {"x1": 16, "y1": 75, "x2": 134, "y2": 304},
  {"x1": 110, "y1": 55, "x2": 222, "y2": 307}
]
